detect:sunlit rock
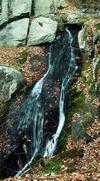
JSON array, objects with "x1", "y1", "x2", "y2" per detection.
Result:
[
  {"x1": 0, "y1": 18, "x2": 29, "y2": 47},
  {"x1": 0, "y1": 65, "x2": 24, "y2": 120},
  {"x1": 0, "y1": 0, "x2": 32, "y2": 25},
  {"x1": 27, "y1": 17, "x2": 57, "y2": 45}
]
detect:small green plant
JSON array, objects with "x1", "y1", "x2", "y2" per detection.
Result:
[
  {"x1": 18, "y1": 48, "x2": 29, "y2": 64},
  {"x1": 40, "y1": 159, "x2": 62, "y2": 174}
]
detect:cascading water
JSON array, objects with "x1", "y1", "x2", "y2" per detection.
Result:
[
  {"x1": 16, "y1": 46, "x2": 53, "y2": 177},
  {"x1": 15, "y1": 28, "x2": 78, "y2": 177},
  {"x1": 92, "y1": 57, "x2": 99, "y2": 91},
  {"x1": 44, "y1": 28, "x2": 78, "y2": 157}
]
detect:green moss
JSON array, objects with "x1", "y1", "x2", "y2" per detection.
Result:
[
  {"x1": 77, "y1": 16, "x2": 89, "y2": 24},
  {"x1": 19, "y1": 84, "x2": 28, "y2": 93},
  {"x1": 60, "y1": 14, "x2": 68, "y2": 23},
  {"x1": 58, "y1": 91, "x2": 85, "y2": 148},
  {"x1": 31, "y1": 147, "x2": 85, "y2": 175},
  {"x1": 31, "y1": 149, "x2": 84, "y2": 175},
  {"x1": 81, "y1": 55, "x2": 90, "y2": 72},
  {"x1": 88, "y1": 79, "x2": 96, "y2": 94},
  {"x1": 18, "y1": 48, "x2": 29, "y2": 64},
  {"x1": 38, "y1": 159, "x2": 62, "y2": 175},
  {"x1": 95, "y1": 22, "x2": 100, "y2": 30},
  {"x1": 81, "y1": 56, "x2": 95, "y2": 94},
  {"x1": 72, "y1": 92, "x2": 85, "y2": 105},
  {"x1": 42, "y1": 160, "x2": 61, "y2": 174},
  {"x1": 58, "y1": 123, "x2": 69, "y2": 151},
  {"x1": 69, "y1": 89, "x2": 85, "y2": 114}
]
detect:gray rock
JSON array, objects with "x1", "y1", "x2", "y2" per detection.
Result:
[
  {"x1": 71, "y1": 120, "x2": 85, "y2": 142},
  {"x1": 0, "y1": 18, "x2": 29, "y2": 47},
  {"x1": 57, "y1": 0, "x2": 67, "y2": 9},
  {"x1": 27, "y1": 17, "x2": 57, "y2": 45},
  {"x1": 78, "y1": 27, "x2": 86, "y2": 50},
  {"x1": 0, "y1": 65, "x2": 24, "y2": 120},
  {"x1": 34, "y1": 0, "x2": 56, "y2": 16},
  {"x1": 34, "y1": 0, "x2": 66, "y2": 16},
  {"x1": 66, "y1": 10, "x2": 98, "y2": 25},
  {"x1": 0, "y1": 0, "x2": 32, "y2": 25},
  {"x1": 0, "y1": 0, "x2": 8, "y2": 26},
  {"x1": 10, "y1": 0, "x2": 32, "y2": 18}
]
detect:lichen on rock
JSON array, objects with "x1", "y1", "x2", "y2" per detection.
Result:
[{"x1": 0, "y1": 65, "x2": 24, "y2": 121}]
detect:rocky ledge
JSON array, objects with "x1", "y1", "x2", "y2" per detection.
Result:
[{"x1": 0, "y1": 0, "x2": 99, "y2": 47}]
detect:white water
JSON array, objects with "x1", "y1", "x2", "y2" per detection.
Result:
[
  {"x1": 16, "y1": 46, "x2": 52, "y2": 177},
  {"x1": 16, "y1": 29, "x2": 78, "y2": 177},
  {"x1": 44, "y1": 28, "x2": 78, "y2": 157},
  {"x1": 92, "y1": 57, "x2": 99, "y2": 91}
]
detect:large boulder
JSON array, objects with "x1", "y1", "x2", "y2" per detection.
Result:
[
  {"x1": 0, "y1": 0, "x2": 32, "y2": 25},
  {"x1": 10, "y1": 0, "x2": 32, "y2": 18},
  {"x1": 78, "y1": 27, "x2": 86, "y2": 50},
  {"x1": 0, "y1": 65, "x2": 24, "y2": 120},
  {"x1": 34, "y1": 0, "x2": 56, "y2": 16},
  {"x1": 0, "y1": 18, "x2": 29, "y2": 47},
  {"x1": 27, "y1": 17, "x2": 57, "y2": 46},
  {"x1": 0, "y1": 0, "x2": 8, "y2": 26},
  {"x1": 34, "y1": 0, "x2": 66, "y2": 16},
  {"x1": 80, "y1": 21, "x2": 100, "y2": 84}
]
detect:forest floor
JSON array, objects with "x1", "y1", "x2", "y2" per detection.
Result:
[
  {"x1": 0, "y1": 46, "x2": 47, "y2": 86},
  {"x1": 3, "y1": 117, "x2": 100, "y2": 181}
]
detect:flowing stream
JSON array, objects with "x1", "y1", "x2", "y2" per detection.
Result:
[{"x1": 16, "y1": 28, "x2": 78, "y2": 177}]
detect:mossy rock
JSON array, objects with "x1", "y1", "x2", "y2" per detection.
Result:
[
  {"x1": 0, "y1": 66, "x2": 24, "y2": 120},
  {"x1": 69, "y1": 89, "x2": 85, "y2": 114},
  {"x1": 58, "y1": 122, "x2": 70, "y2": 151},
  {"x1": 32, "y1": 158, "x2": 62, "y2": 175},
  {"x1": 46, "y1": 13, "x2": 65, "y2": 32},
  {"x1": 59, "y1": 13, "x2": 68, "y2": 23},
  {"x1": 40, "y1": 159, "x2": 62, "y2": 174}
]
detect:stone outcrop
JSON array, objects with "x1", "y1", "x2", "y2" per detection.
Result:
[
  {"x1": 0, "y1": 0, "x2": 69, "y2": 47},
  {"x1": 70, "y1": 20, "x2": 100, "y2": 142},
  {"x1": 0, "y1": 18, "x2": 29, "y2": 48},
  {"x1": 0, "y1": 0, "x2": 32, "y2": 25},
  {"x1": 28, "y1": 17, "x2": 57, "y2": 45},
  {"x1": 34, "y1": 0, "x2": 55, "y2": 16},
  {"x1": 10, "y1": 0, "x2": 32, "y2": 18},
  {"x1": 0, "y1": 65, "x2": 24, "y2": 120},
  {"x1": 0, "y1": 0, "x2": 8, "y2": 26},
  {"x1": 0, "y1": 0, "x2": 99, "y2": 47},
  {"x1": 34, "y1": 0, "x2": 66, "y2": 16}
]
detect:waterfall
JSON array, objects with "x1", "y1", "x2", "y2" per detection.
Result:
[
  {"x1": 92, "y1": 57, "x2": 99, "y2": 91},
  {"x1": 16, "y1": 28, "x2": 78, "y2": 177},
  {"x1": 16, "y1": 46, "x2": 53, "y2": 177},
  {"x1": 44, "y1": 28, "x2": 78, "y2": 157}
]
